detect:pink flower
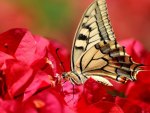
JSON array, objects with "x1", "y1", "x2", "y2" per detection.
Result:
[
  {"x1": 0, "y1": 89, "x2": 74, "y2": 113},
  {"x1": 0, "y1": 28, "x2": 149, "y2": 113},
  {"x1": 114, "y1": 39, "x2": 150, "y2": 113},
  {"x1": 0, "y1": 28, "x2": 72, "y2": 113},
  {"x1": 76, "y1": 79, "x2": 123, "y2": 113}
]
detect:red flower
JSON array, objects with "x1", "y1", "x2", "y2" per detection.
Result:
[
  {"x1": 115, "y1": 97, "x2": 143, "y2": 113},
  {"x1": 0, "y1": 28, "x2": 72, "y2": 113},
  {"x1": 114, "y1": 39, "x2": 150, "y2": 113},
  {"x1": 0, "y1": 28, "x2": 149, "y2": 113},
  {"x1": 76, "y1": 79, "x2": 123, "y2": 113},
  {"x1": 0, "y1": 89, "x2": 74, "y2": 113}
]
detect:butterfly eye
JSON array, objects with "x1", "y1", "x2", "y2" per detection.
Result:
[{"x1": 62, "y1": 72, "x2": 68, "y2": 79}]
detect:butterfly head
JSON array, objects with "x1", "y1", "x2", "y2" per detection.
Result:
[{"x1": 62, "y1": 72, "x2": 70, "y2": 80}]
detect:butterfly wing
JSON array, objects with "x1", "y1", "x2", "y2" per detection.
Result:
[
  {"x1": 71, "y1": 0, "x2": 115, "y2": 70},
  {"x1": 74, "y1": 40, "x2": 142, "y2": 84},
  {"x1": 70, "y1": 0, "x2": 142, "y2": 85}
]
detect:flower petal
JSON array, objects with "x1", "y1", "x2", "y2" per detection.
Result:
[{"x1": 4, "y1": 60, "x2": 33, "y2": 98}]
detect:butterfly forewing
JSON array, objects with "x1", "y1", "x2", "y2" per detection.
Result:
[{"x1": 71, "y1": 0, "x2": 115, "y2": 70}]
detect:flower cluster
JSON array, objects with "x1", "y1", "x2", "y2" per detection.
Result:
[{"x1": 0, "y1": 28, "x2": 149, "y2": 113}]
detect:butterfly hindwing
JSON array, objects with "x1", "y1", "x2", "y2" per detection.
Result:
[
  {"x1": 74, "y1": 40, "x2": 141, "y2": 84},
  {"x1": 71, "y1": 0, "x2": 116, "y2": 70}
]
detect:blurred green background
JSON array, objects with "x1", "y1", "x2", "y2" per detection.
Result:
[{"x1": 0, "y1": 0, "x2": 150, "y2": 50}]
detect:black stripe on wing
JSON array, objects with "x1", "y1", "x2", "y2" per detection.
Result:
[
  {"x1": 77, "y1": 40, "x2": 142, "y2": 83},
  {"x1": 72, "y1": 0, "x2": 116, "y2": 70}
]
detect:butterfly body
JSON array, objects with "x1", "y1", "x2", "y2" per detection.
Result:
[{"x1": 62, "y1": 0, "x2": 142, "y2": 86}]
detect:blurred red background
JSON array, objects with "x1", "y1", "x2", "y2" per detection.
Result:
[{"x1": 0, "y1": 0, "x2": 150, "y2": 50}]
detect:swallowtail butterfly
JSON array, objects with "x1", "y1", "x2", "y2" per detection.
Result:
[{"x1": 62, "y1": 0, "x2": 142, "y2": 86}]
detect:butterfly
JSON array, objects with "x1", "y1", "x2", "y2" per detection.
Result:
[{"x1": 62, "y1": 0, "x2": 143, "y2": 86}]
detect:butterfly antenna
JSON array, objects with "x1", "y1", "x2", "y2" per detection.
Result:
[
  {"x1": 56, "y1": 48, "x2": 66, "y2": 72},
  {"x1": 56, "y1": 48, "x2": 68, "y2": 96}
]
